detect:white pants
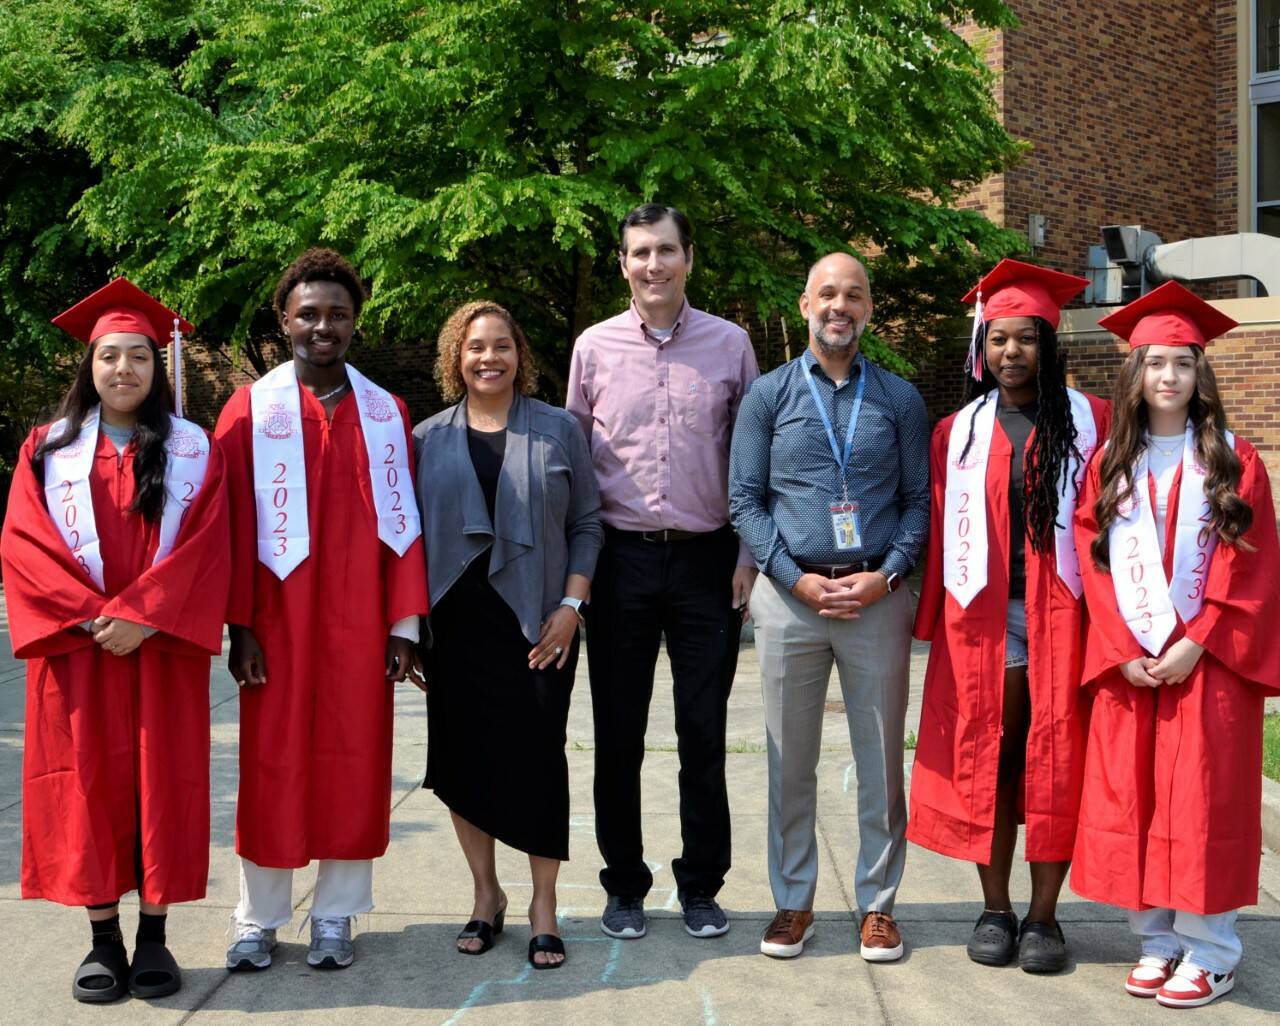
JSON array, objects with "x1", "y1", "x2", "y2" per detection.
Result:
[
  {"x1": 235, "y1": 857, "x2": 374, "y2": 930},
  {"x1": 1128, "y1": 907, "x2": 1242, "y2": 975}
]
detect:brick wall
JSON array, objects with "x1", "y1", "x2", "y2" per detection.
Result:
[
  {"x1": 960, "y1": 1, "x2": 1221, "y2": 283},
  {"x1": 1214, "y1": 0, "x2": 1241, "y2": 235}
]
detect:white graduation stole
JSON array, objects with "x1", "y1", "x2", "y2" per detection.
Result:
[
  {"x1": 43, "y1": 407, "x2": 211, "y2": 591},
  {"x1": 943, "y1": 388, "x2": 1097, "y2": 607},
  {"x1": 1107, "y1": 426, "x2": 1228, "y2": 655},
  {"x1": 249, "y1": 362, "x2": 421, "y2": 580}
]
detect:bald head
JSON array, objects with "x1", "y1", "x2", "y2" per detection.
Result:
[
  {"x1": 805, "y1": 252, "x2": 869, "y2": 295},
  {"x1": 800, "y1": 252, "x2": 873, "y2": 358}
]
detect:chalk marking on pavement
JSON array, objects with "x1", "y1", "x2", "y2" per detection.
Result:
[
  {"x1": 701, "y1": 986, "x2": 719, "y2": 1026},
  {"x1": 843, "y1": 760, "x2": 855, "y2": 792},
  {"x1": 600, "y1": 937, "x2": 623, "y2": 982}
]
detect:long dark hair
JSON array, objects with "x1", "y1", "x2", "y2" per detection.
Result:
[
  {"x1": 957, "y1": 317, "x2": 1082, "y2": 552},
  {"x1": 1090, "y1": 346, "x2": 1251, "y2": 570},
  {"x1": 33, "y1": 339, "x2": 175, "y2": 523}
]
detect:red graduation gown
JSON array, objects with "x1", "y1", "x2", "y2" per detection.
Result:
[
  {"x1": 907, "y1": 394, "x2": 1110, "y2": 864},
  {"x1": 0, "y1": 427, "x2": 230, "y2": 906},
  {"x1": 1070, "y1": 436, "x2": 1280, "y2": 914},
  {"x1": 215, "y1": 382, "x2": 428, "y2": 868}
]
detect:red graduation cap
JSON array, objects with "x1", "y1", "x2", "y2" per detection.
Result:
[
  {"x1": 1096, "y1": 280, "x2": 1237, "y2": 350},
  {"x1": 962, "y1": 258, "x2": 1090, "y2": 330},
  {"x1": 51, "y1": 277, "x2": 193, "y2": 346}
]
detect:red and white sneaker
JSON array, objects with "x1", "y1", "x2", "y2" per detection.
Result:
[
  {"x1": 1125, "y1": 955, "x2": 1176, "y2": 997},
  {"x1": 1155, "y1": 962, "x2": 1235, "y2": 1008}
]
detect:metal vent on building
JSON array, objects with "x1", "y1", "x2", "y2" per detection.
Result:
[{"x1": 1087, "y1": 225, "x2": 1280, "y2": 303}]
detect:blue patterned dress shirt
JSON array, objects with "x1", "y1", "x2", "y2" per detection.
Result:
[{"x1": 729, "y1": 349, "x2": 931, "y2": 591}]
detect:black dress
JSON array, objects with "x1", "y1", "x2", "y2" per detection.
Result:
[{"x1": 424, "y1": 426, "x2": 578, "y2": 860}]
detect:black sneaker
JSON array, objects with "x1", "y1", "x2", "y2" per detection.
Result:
[
  {"x1": 600, "y1": 896, "x2": 647, "y2": 939},
  {"x1": 1018, "y1": 920, "x2": 1068, "y2": 974},
  {"x1": 679, "y1": 892, "x2": 729, "y2": 938},
  {"x1": 966, "y1": 909, "x2": 1019, "y2": 967}
]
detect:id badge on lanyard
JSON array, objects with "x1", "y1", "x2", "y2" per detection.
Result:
[
  {"x1": 805, "y1": 359, "x2": 867, "y2": 553},
  {"x1": 831, "y1": 500, "x2": 862, "y2": 550}
]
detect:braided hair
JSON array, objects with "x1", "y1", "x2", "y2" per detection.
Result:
[{"x1": 957, "y1": 317, "x2": 1081, "y2": 553}]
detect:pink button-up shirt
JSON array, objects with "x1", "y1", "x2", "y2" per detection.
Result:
[{"x1": 566, "y1": 301, "x2": 759, "y2": 565}]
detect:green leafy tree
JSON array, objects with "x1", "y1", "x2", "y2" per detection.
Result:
[
  {"x1": 52, "y1": 0, "x2": 1023, "y2": 392},
  {"x1": 0, "y1": 0, "x2": 216, "y2": 466},
  {"x1": 2, "y1": 0, "x2": 1023, "y2": 462}
]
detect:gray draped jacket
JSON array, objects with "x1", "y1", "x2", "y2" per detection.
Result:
[{"x1": 412, "y1": 393, "x2": 603, "y2": 644}]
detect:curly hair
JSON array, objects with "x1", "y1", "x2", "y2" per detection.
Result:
[
  {"x1": 272, "y1": 248, "x2": 368, "y2": 318},
  {"x1": 1090, "y1": 346, "x2": 1252, "y2": 570},
  {"x1": 434, "y1": 301, "x2": 538, "y2": 403},
  {"x1": 957, "y1": 317, "x2": 1082, "y2": 553}
]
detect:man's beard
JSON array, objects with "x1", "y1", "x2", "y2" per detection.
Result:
[{"x1": 811, "y1": 313, "x2": 866, "y2": 358}]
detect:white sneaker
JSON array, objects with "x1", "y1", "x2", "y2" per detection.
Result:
[
  {"x1": 1125, "y1": 954, "x2": 1176, "y2": 997},
  {"x1": 1156, "y1": 962, "x2": 1235, "y2": 1008}
]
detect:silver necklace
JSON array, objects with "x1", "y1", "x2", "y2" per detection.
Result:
[
  {"x1": 1147, "y1": 436, "x2": 1182, "y2": 458},
  {"x1": 313, "y1": 379, "x2": 350, "y2": 403}
]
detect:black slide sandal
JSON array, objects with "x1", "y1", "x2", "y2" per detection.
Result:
[
  {"x1": 527, "y1": 933, "x2": 566, "y2": 970},
  {"x1": 128, "y1": 941, "x2": 182, "y2": 999},
  {"x1": 72, "y1": 944, "x2": 130, "y2": 1003}
]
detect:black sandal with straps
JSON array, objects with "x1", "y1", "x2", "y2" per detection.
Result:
[{"x1": 456, "y1": 905, "x2": 506, "y2": 955}]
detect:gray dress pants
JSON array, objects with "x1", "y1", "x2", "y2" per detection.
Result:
[{"x1": 751, "y1": 574, "x2": 911, "y2": 913}]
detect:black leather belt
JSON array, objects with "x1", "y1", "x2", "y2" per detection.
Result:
[
  {"x1": 796, "y1": 556, "x2": 885, "y2": 577},
  {"x1": 607, "y1": 525, "x2": 728, "y2": 543}
]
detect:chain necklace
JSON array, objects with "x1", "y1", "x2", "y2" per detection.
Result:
[
  {"x1": 1146, "y1": 435, "x2": 1182, "y2": 458},
  {"x1": 313, "y1": 379, "x2": 350, "y2": 403}
]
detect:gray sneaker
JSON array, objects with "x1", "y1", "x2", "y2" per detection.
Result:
[
  {"x1": 680, "y1": 892, "x2": 729, "y2": 938},
  {"x1": 306, "y1": 916, "x2": 354, "y2": 969},
  {"x1": 600, "y1": 896, "x2": 647, "y2": 939},
  {"x1": 226, "y1": 923, "x2": 278, "y2": 972}
]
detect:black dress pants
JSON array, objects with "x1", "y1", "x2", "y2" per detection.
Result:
[{"x1": 586, "y1": 525, "x2": 741, "y2": 899}]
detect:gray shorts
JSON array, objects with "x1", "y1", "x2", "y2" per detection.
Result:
[{"x1": 1005, "y1": 599, "x2": 1028, "y2": 669}]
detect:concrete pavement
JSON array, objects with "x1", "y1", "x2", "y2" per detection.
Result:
[{"x1": 0, "y1": 589, "x2": 1278, "y2": 1025}]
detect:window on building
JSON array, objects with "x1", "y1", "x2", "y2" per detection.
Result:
[
  {"x1": 1260, "y1": 102, "x2": 1280, "y2": 236},
  {"x1": 1262, "y1": 0, "x2": 1280, "y2": 75}
]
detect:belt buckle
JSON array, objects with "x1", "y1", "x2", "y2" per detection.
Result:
[{"x1": 641, "y1": 529, "x2": 664, "y2": 543}]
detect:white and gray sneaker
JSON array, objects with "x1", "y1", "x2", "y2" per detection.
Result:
[
  {"x1": 600, "y1": 896, "x2": 647, "y2": 939},
  {"x1": 226, "y1": 923, "x2": 278, "y2": 972},
  {"x1": 307, "y1": 916, "x2": 354, "y2": 969}
]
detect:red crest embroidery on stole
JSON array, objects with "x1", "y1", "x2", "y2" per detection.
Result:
[{"x1": 362, "y1": 391, "x2": 395, "y2": 423}]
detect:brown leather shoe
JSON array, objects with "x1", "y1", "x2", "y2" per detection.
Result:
[
  {"x1": 760, "y1": 909, "x2": 815, "y2": 958},
  {"x1": 860, "y1": 911, "x2": 903, "y2": 962}
]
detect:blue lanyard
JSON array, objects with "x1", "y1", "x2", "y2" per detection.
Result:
[{"x1": 804, "y1": 356, "x2": 866, "y2": 487}]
